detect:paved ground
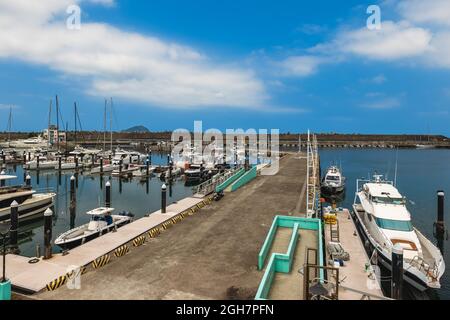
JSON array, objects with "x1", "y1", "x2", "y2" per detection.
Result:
[{"x1": 39, "y1": 154, "x2": 307, "y2": 300}]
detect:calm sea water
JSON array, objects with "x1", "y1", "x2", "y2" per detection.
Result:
[
  {"x1": 1, "y1": 153, "x2": 193, "y2": 257},
  {"x1": 320, "y1": 148, "x2": 450, "y2": 300}
]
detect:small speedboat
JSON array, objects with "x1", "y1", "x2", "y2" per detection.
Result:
[
  {"x1": 90, "y1": 163, "x2": 117, "y2": 174},
  {"x1": 55, "y1": 207, "x2": 133, "y2": 250},
  {"x1": 321, "y1": 166, "x2": 345, "y2": 194}
]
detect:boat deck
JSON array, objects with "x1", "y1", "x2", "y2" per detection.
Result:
[{"x1": 324, "y1": 208, "x2": 386, "y2": 300}]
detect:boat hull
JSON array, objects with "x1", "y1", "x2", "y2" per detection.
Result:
[
  {"x1": 0, "y1": 193, "x2": 55, "y2": 222},
  {"x1": 351, "y1": 205, "x2": 433, "y2": 292},
  {"x1": 321, "y1": 184, "x2": 345, "y2": 195},
  {"x1": 56, "y1": 218, "x2": 132, "y2": 250}
]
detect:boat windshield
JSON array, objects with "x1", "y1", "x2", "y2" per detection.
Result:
[
  {"x1": 375, "y1": 217, "x2": 413, "y2": 232},
  {"x1": 372, "y1": 196, "x2": 405, "y2": 205},
  {"x1": 326, "y1": 175, "x2": 340, "y2": 181}
]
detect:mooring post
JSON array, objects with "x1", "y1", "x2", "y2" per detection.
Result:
[
  {"x1": 119, "y1": 159, "x2": 123, "y2": 176},
  {"x1": 28, "y1": 152, "x2": 31, "y2": 162},
  {"x1": 43, "y1": 208, "x2": 53, "y2": 260},
  {"x1": 36, "y1": 155, "x2": 40, "y2": 170},
  {"x1": 105, "y1": 181, "x2": 111, "y2": 208},
  {"x1": 75, "y1": 156, "x2": 79, "y2": 171},
  {"x1": 437, "y1": 191, "x2": 445, "y2": 232},
  {"x1": 58, "y1": 156, "x2": 62, "y2": 171},
  {"x1": 391, "y1": 244, "x2": 404, "y2": 300},
  {"x1": 9, "y1": 201, "x2": 19, "y2": 253},
  {"x1": 23, "y1": 170, "x2": 26, "y2": 183},
  {"x1": 23, "y1": 152, "x2": 26, "y2": 164},
  {"x1": 146, "y1": 159, "x2": 149, "y2": 177},
  {"x1": 161, "y1": 184, "x2": 167, "y2": 213},
  {"x1": 25, "y1": 174, "x2": 31, "y2": 187},
  {"x1": 70, "y1": 176, "x2": 76, "y2": 229},
  {"x1": 167, "y1": 154, "x2": 170, "y2": 166},
  {"x1": 91, "y1": 154, "x2": 95, "y2": 167},
  {"x1": 148, "y1": 150, "x2": 152, "y2": 165},
  {"x1": 100, "y1": 157, "x2": 104, "y2": 174}
]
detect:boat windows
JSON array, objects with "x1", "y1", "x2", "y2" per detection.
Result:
[
  {"x1": 375, "y1": 217, "x2": 413, "y2": 232},
  {"x1": 372, "y1": 196, "x2": 405, "y2": 205},
  {"x1": 326, "y1": 175, "x2": 340, "y2": 181}
]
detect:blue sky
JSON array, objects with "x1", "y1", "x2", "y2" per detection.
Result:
[{"x1": 0, "y1": 0, "x2": 449, "y2": 134}]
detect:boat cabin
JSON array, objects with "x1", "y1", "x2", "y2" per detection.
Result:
[{"x1": 86, "y1": 207, "x2": 115, "y2": 231}]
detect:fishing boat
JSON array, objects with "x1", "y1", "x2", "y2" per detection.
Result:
[
  {"x1": 321, "y1": 166, "x2": 345, "y2": 194},
  {"x1": 0, "y1": 175, "x2": 55, "y2": 222},
  {"x1": 55, "y1": 207, "x2": 133, "y2": 250},
  {"x1": 352, "y1": 174, "x2": 445, "y2": 291}
]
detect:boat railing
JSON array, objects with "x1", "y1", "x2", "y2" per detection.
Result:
[{"x1": 408, "y1": 255, "x2": 439, "y2": 281}]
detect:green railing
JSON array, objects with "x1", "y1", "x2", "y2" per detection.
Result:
[
  {"x1": 255, "y1": 216, "x2": 323, "y2": 300},
  {"x1": 215, "y1": 168, "x2": 245, "y2": 193},
  {"x1": 229, "y1": 166, "x2": 257, "y2": 192}
]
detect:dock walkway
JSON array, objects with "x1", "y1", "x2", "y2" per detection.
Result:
[
  {"x1": 1, "y1": 197, "x2": 204, "y2": 293},
  {"x1": 324, "y1": 208, "x2": 385, "y2": 300}
]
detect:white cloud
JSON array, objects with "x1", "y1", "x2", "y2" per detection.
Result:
[
  {"x1": 398, "y1": 0, "x2": 450, "y2": 26},
  {"x1": 0, "y1": 0, "x2": 267, "y2": 109},
  {"x1": 278, "y1": 55, "x2": 325, "y2": 77},
  {"x1": 362, "y1": 97, "x2": 401, "y2": 110},
  {"x1": 333, "y1": 21, "x2": 432, "y2": 60}
]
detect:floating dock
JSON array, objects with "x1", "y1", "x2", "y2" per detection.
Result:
[{"x1": 323, "y1": 208, "x2": 387, "y2": 300}]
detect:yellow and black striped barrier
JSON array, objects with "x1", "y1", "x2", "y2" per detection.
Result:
[
  {"x1": 114, "y1": 245, "x2": 130, "y2": 257},
  {"x1": 46, "y1": 275, "x2": 67, "y2": 291},
  {"x1": 148, "y1": 227, "x2": 161, "y2": 238},
  {"x1": 133, "y1": 235, "x2": 146, "y2": 247},
  {"x1": 162, "y1": 220, "x2": 173, "y2": 230},
  {"x1": 92, "y1": 254, "x2": 111, "y2": 269}
]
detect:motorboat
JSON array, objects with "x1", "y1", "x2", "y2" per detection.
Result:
[
  {"x1": 352, "y1": 174, "x2": 445, "y2": 291},
  {"x1": 112, "y1": 164, "x2": 141, "y2": 177},
  {"x1": 132, "y1": 165, "x2": 156, "y2": 177},
  {"x1": 6, "y1": 136, "x2": 49, "y2": 149},
  {"x1": 321, "y1": 166, "x2": 345, "y2": 194},
  {"x1": 55, "y1": 207, "x2": 133, "y2": 250},
  {"x1": 24, "y1": 157, "x2": 58, "y2": 170},
  {"x1": 0, "y1": 175, "x2": 55, "y2": 222},
  {"x1": 416, "y1": 144, "x2": 435, "y2": 150}
]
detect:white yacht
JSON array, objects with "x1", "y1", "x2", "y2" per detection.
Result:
[
  {"x1": 24, "y1": 157, "x2": 58, "y2": 170},
  {"x1": 55, "y1": 207, "x2": 133, "y2": 250},
  {"x1": 352, "y1": 175, "x2": 445, "y2": 291},
  {"x1": 6, "y1": 136, "x2": 49, "y2": 149},
  {"x1": 0, "y1": 175, "x2": 56, "y2": 222},
  {"x1": 321, "y1": 166, "x2": 345, "y2": 194}
]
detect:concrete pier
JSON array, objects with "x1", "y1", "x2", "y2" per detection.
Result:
[{"x1": 37, "y1": 154, "x2": 308, "y2": 300}]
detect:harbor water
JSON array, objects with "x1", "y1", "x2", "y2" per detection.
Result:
[
  {"x1": 320, "y1": 148, "x2": 450, "y2": 300},
  {"x1": 1, "y1": 152, "x2": 193, "y2": 258}
]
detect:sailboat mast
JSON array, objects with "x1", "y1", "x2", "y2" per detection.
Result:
[
  {"x1": 7, "y1": 106, "x2": 12, "y2": 147},
  {"x1": 110, "y1": 97, "x2": 113, "y2": 153},
  {"x1": 103, "y1": 99, "x2": 107, "y2": 152},
  {"x1": 56, "y1": 95, "x2": 60, "y2": 152},
  {"x1": 74, "y1": 102, "x2": 77, "y2": 146},
  {"x1": 48, "y1": 100, "x2": 52, "y2": 148}
]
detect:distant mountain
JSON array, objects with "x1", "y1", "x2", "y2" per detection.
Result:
[{"x1": 122, "y1": 125, "x2": 150, "y2": 133}]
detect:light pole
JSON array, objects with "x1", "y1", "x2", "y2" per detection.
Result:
[{"x1": 0, "y1": 223, "x2": 12, "y2": 300}]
